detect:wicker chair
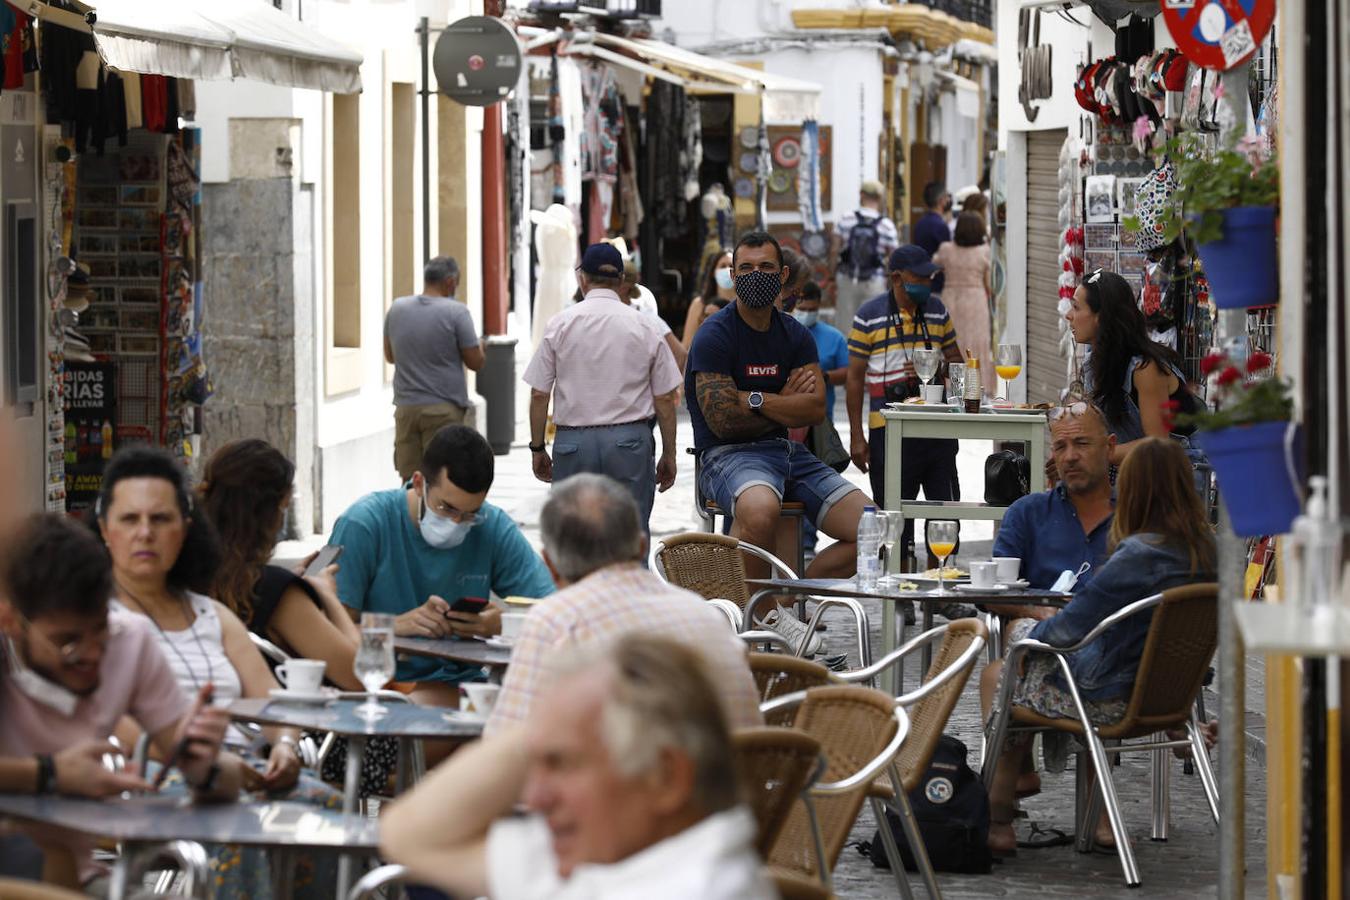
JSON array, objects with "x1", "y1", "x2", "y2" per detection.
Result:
[
  {"x1": 983, "y1": 583, "x2": 1221, "y2": 888},
  {"x1": 749, "y1": 653, "x2": 833, "y2": 727},
  {"x1": 656, "y1": 533, "x2": 871, "y2": 664},
  {"x1": 770, "y1": 870, "x2": 835, "y2": 900},
  {"x1": 761, "y1": 686, "x2": 910, "y2": 894},
  {"x1": 733, "y1": 727, "x2": 824, "y2": 857}
]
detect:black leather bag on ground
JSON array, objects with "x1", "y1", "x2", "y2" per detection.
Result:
[
  {"x1": 808, "y1": 420, "x2": 850, "y2": 474},
  {"x1": 865, "y1": 735, "x2": 993, "y2": 874},
  {"x1": 984, "y1": 449, "x2": 1030, "y2": 506}
]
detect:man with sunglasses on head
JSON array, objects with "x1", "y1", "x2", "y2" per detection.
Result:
[
  {"x1": 331, "y1": 425, "x2": 555, "y2": 708},
  {"x1": 0, "y1": 513, "x2": 244, "y2": 887},
  {"x1": 989, "y1": 399, "x2": 1117, "y2": 614}
]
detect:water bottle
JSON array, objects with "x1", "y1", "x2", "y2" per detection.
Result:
[{"x1": 856, "y1": 506, "x2": 884, "y2": 590}]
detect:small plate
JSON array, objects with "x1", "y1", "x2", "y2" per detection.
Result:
[
  {"x1": 955, "y1": 583, "x2": 1013, "y2": 593},
  {"x1": 268, "y1": 687, "x2": 337, "y2": 704},
  {"x1": 485, "y1": 637, "x2": 516, "y2": 649},
  {"x1": 985, "y1": 405, "x2": 1047, "y2": 415},
  {"x1": 885, "y1": 401, "x2": 957, "y2": 413},
  {"x1": 902, "y1": 574, "x2": 971, "y2": 586}
]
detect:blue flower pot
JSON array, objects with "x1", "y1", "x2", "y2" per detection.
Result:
[
  {"x1": 1193, "y1": 206, "x2": 1278, "y2": 309},
  {"x1": 1194, "y1": 421, "x2": 1302, "y2": 537}
]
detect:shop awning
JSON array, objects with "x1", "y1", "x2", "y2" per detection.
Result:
[
  {"x1": 22, "y1": 0, "x2": 363, "y2": 93},
  {"x1": 581, "y1": 33, "x2": 820, "y2": 121}
]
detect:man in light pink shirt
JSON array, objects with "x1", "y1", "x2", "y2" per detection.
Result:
[
  {"x1": 486, "y1": 474, "x2": 761, "y2": 736},
  {"x1": 0, "y1": 514, "x2": 245, "y2": 886},
  {"x1": 525, "y1": 242, "x2": 683, "y2": 535}
]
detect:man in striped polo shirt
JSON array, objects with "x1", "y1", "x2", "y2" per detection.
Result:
[{"x1": 845, "y1": 245, "x2": 965, "y2": 560}]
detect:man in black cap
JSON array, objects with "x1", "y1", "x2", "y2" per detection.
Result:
[
  {"x1": 845, "y1": 245, "x2": 965, "y2": 564},
  {"x1": 524, "y1": 243, "x2": 682, "y2": 535}
]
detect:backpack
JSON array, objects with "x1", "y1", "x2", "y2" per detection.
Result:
[
  {"x1": 842, "y1": 212, "x2": 883, "y2": 279},
  {"x1": 984, "y1": 449, "x2": 1030, "y2": 506},
  {"x1": 863, "y1": 735, "x2": 993, "y2": 874}
]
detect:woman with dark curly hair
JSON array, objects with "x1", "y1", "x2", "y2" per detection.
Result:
[{"x1": 1065, "y1": 269, "x2": 1202, "y2": 466}]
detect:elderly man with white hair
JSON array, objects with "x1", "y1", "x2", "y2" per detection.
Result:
[
  {"x1": 486, "y1": 473, "x2": 760, "y2": 734},
  {"x1": 380, "y1": 634, "x2": 776, "y2": 899}
]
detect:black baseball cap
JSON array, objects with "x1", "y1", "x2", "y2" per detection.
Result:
[
  {"x1": 888, "y1": 244, "x2": 940, "y2": 277},
  {"x1": 579, "y1": 242, "x2": 624, "y2": 277}
]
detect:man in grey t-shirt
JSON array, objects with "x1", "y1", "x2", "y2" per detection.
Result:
[{"x1": 384, "y1": 256, "x2": 485, "y2": 480}]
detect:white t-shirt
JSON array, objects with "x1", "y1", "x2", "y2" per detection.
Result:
[
  {"x1": 631, "y1": 284, "x2": 660, "y2": 318},
  {"x1": 486, "y1": 807, "x2": 776, "y2": 900}
]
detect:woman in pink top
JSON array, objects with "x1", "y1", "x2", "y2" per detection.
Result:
[{"x1": 934, "y1": 212, "x2": 996, "y2": 395}]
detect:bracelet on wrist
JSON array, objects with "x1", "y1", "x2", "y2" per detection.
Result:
[{"x1": 34, "y1": 753, "x2": 56, "y2": 795}]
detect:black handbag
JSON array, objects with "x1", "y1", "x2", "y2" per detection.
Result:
[
  {"x1": 808, "y1": 419, "x2": 850, "y2": 474},
  {"x1": 985, "y1": 449, "x2": 1030, "y2": 506}
]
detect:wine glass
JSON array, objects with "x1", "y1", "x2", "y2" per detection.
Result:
[
  {"x1": 912, "y1": 348, "x2": 941, "y2": 393},
  {"x1": 926, "y1": 520, "x2": 959, "y2": 596},
  {"x1": 354, "y1": 613, "x2": 396, "y2": 722},
  {"x1": 878, "y1": 511, "x2": 904, "y2": 589},
  {"x1": 995, "y1": 344, "x2": 1023, "y2": 403}
]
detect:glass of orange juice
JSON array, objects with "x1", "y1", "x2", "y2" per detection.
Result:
[
  {"x1": 926, "y1": 520, "x2": 959, "y2": 595},
  {"x1": 995, "y1": 344, "x2": 1023, "y2": 402}
]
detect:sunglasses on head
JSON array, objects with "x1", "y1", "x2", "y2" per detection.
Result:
[
  {"x1": 1049, "y1": 400, "x2": 1100, "y2": 421},
  {"x1": 1086, "y1": 268, "x2": 1104, "y2": 285}
]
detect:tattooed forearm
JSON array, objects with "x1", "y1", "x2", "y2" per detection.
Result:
[{"x1": 695, "y1": 372, "x2": 775, "y2": 441}]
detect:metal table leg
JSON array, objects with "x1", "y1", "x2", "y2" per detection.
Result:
[
  {"x1": 336, "y1": 734, "x2": 367, "y2": 899},
  {"x1": 271, "y1": 848, "x2": 296, "y2": 899}
]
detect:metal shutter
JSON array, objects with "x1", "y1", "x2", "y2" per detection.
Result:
[{"x1": 1025, "y1": 129, "x2": 1069, "y2": 405}]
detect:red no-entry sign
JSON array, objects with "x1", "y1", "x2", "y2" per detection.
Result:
[{"x1": 1162, "y1": 0, "x2": 1274, "y2": 71}]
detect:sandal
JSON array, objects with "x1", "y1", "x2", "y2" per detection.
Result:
[{"x1": 988, "y1": 804, "x2": 1019, "y2": 858}]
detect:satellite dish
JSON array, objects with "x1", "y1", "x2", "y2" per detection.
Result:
[{"x1": 433, "y1": 16, "x2": 523, "y2": 107}]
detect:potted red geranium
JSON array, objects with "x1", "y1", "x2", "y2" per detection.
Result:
[{"x1": 1166, "y1": 350, "x2": 1300, "y2": 536}]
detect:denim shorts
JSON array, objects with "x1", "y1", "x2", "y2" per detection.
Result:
[{"x1": 700, "y1": 438, "x2": 860, "y2": 528}]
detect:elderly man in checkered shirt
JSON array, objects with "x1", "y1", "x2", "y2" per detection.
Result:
[{"x1": 485, "y1": 474, "x2": 761, "y2": 736}]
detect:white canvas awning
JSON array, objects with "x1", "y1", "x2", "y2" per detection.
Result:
[
  {"x1": 20, "y1": 0, "x2": 362, "y2": 93},
  {"x1": 582, "y1": 33, "x2": 820, "y2": 121}
]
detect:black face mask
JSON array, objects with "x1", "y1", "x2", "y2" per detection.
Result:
[{"x1": 734, "y1": 270, "x2": 782, "y2": 309}]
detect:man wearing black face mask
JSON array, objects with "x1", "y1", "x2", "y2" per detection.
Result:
[
  {"x1": 846, "y1": 246, "x2": 965, "y2": 564},
  {"x1": 686, "y1": 231, "x2": 873, "y2": 652}
]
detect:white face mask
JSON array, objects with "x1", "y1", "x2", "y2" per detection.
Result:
[
  {"x1": 714, "y1": 268, "x2": 734, "y2": 291},
  {"x1": 4, "y1": 637, "x2": 80, "y2": 716},
  {"x1": 792, "y1": 309, "x2": 819, "y2": 328},
  {"x1": 419, "y1": 487, "x2": 476, "y2": 550}
]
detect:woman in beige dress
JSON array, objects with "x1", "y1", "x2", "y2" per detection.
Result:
[{"x1": 934, "y1": 212, "x2": 996, "y2": 395}]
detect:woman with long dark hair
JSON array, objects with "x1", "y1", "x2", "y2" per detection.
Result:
[
  {"x1": 681, "y1": 248, "x2": 733, "y2": 350},
  {"x1": 1064, "y1": 269, "x2": 1201, "y2": 465},
  {"x1": 199, "y1": 439, "x2": 361, "y2": 688},
  {"x1": 934, "y1": 211, "x2": 995, "y2": 394},
  {"x1": 980, "y1": 436, "x2": 1216, "y2": 854}
]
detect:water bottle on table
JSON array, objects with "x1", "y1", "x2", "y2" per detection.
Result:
[{"x1": 856, "y1": 506, "x2": 884, "y2": 590}]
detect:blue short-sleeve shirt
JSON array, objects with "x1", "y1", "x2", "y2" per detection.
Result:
[
  {"x1": 685, "y1": 303, "x2": 819, "y2": 452},
  {"x1": 332, "y1": 489, "x2": 556, "y2": 683},
  {"x1": 991, "y1": 485, "x2": 1114, "y2": 590},
  {"x1": 805, "y1": 320, "x2": 849, "y2": 413}
]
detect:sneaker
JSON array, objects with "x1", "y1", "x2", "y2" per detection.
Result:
[
  {"x1": 820, "y1": 653, "x2": 851, "y2": 673},
  {"x1": 762, "y1": 607, "x2": 823, "y2": 656}
]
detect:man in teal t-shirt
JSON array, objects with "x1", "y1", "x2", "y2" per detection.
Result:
[{"x1": 332, "y1": 425, "x2": 555, "y2": 705}]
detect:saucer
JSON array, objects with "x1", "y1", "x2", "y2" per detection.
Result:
[
  {"x1": 955, "y1": 583, "x2": 1011, "y2": 593},
  {"x1": 486, "y1": 637, "x2": 516, "y2": 649},
  {"x1": 268, "y1": 687, "x2": 337, "y2": 704}
]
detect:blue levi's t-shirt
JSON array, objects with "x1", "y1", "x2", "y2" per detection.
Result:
[
  {"x1": 685, "y1": 302, "x2": 820, "y2": 452},
  {"x1": 331, "y1": 489, "x2": 556, "y2": 684},
  {"x1": 991, "y1": 484, "x2": 1113, "y2": 591}
]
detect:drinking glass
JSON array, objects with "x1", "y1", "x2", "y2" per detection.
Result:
[
  {"x1": 995, "y1": 344, "x2": 1023, "y2": 402},
  {"x1": 947, "y1": 363, "x2": 967, "y2": 406},
  {"x1": 878, "y1": 511, "x2": 905, "y2": 589},
  {"x1": 912, "y1": 348, "x2": 941, "y2": 388},
  {"x1": 354, "y1": 613, "x2": 396, "y2": 722},
  {"x1": 926, "y1": 520, "x2": 959, "y2": 596}
]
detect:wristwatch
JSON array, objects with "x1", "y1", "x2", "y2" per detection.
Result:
[
  {"x1": 748, "y1": 391, "x2": 765, "y2": 412},
  {"x1": 528, "y1": 441, "x2": 546, "y2": 453}
]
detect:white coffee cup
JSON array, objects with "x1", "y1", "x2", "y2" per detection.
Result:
[
  {"x1": 969, "y1": 561, "x2": 999, "y2": 589},
  {"x1": 461, "y1": 682, "x2": 501, "y2": 717},
  {"x1": 993, "y1": 557, "x2": 1021, "y2": 583},
  {"x1": 921, "y1": 384, "x2": 945, "y2": 403},
  {"x1": 500, "y1": 612, "x2": 528, "y2": 641},
  {"x1": 276, "y1": 659, "x2": 326, "y2": 694}
]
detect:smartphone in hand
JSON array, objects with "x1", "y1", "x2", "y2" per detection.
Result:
[
  {"x1": 447, "y1": 596, "x2": 489, "y2": 616},
  {"x1": 304, "y1": 544, "x2": 343, "y2": 578}
]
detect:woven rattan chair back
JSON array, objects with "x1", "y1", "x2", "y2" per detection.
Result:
[
  {"x1": 750, "y1": 652, "x2": 833, "y2": 727},
  {"x1": 897, "y1": 618, "x2": 986, "y2": 791},
  {"x1": 655, "y1": 532, "x2": 753, "y2": 609},
  {"x1": 1108, "y1": 582, "x2": 1218, "y2": 737},
  {"x1": 733, "y1": 727, "x2": 824, "y2": 857},
  {"x1": 771, "y1": 871, "x2": 835, "y2": 900},
  {"x1": 769, "y1": 686, "x2": 899, "y2": 879}
]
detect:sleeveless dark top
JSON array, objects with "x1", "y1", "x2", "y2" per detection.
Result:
[{"x1": 250, "y1": 564, "x2": 324, "y2": 634}]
